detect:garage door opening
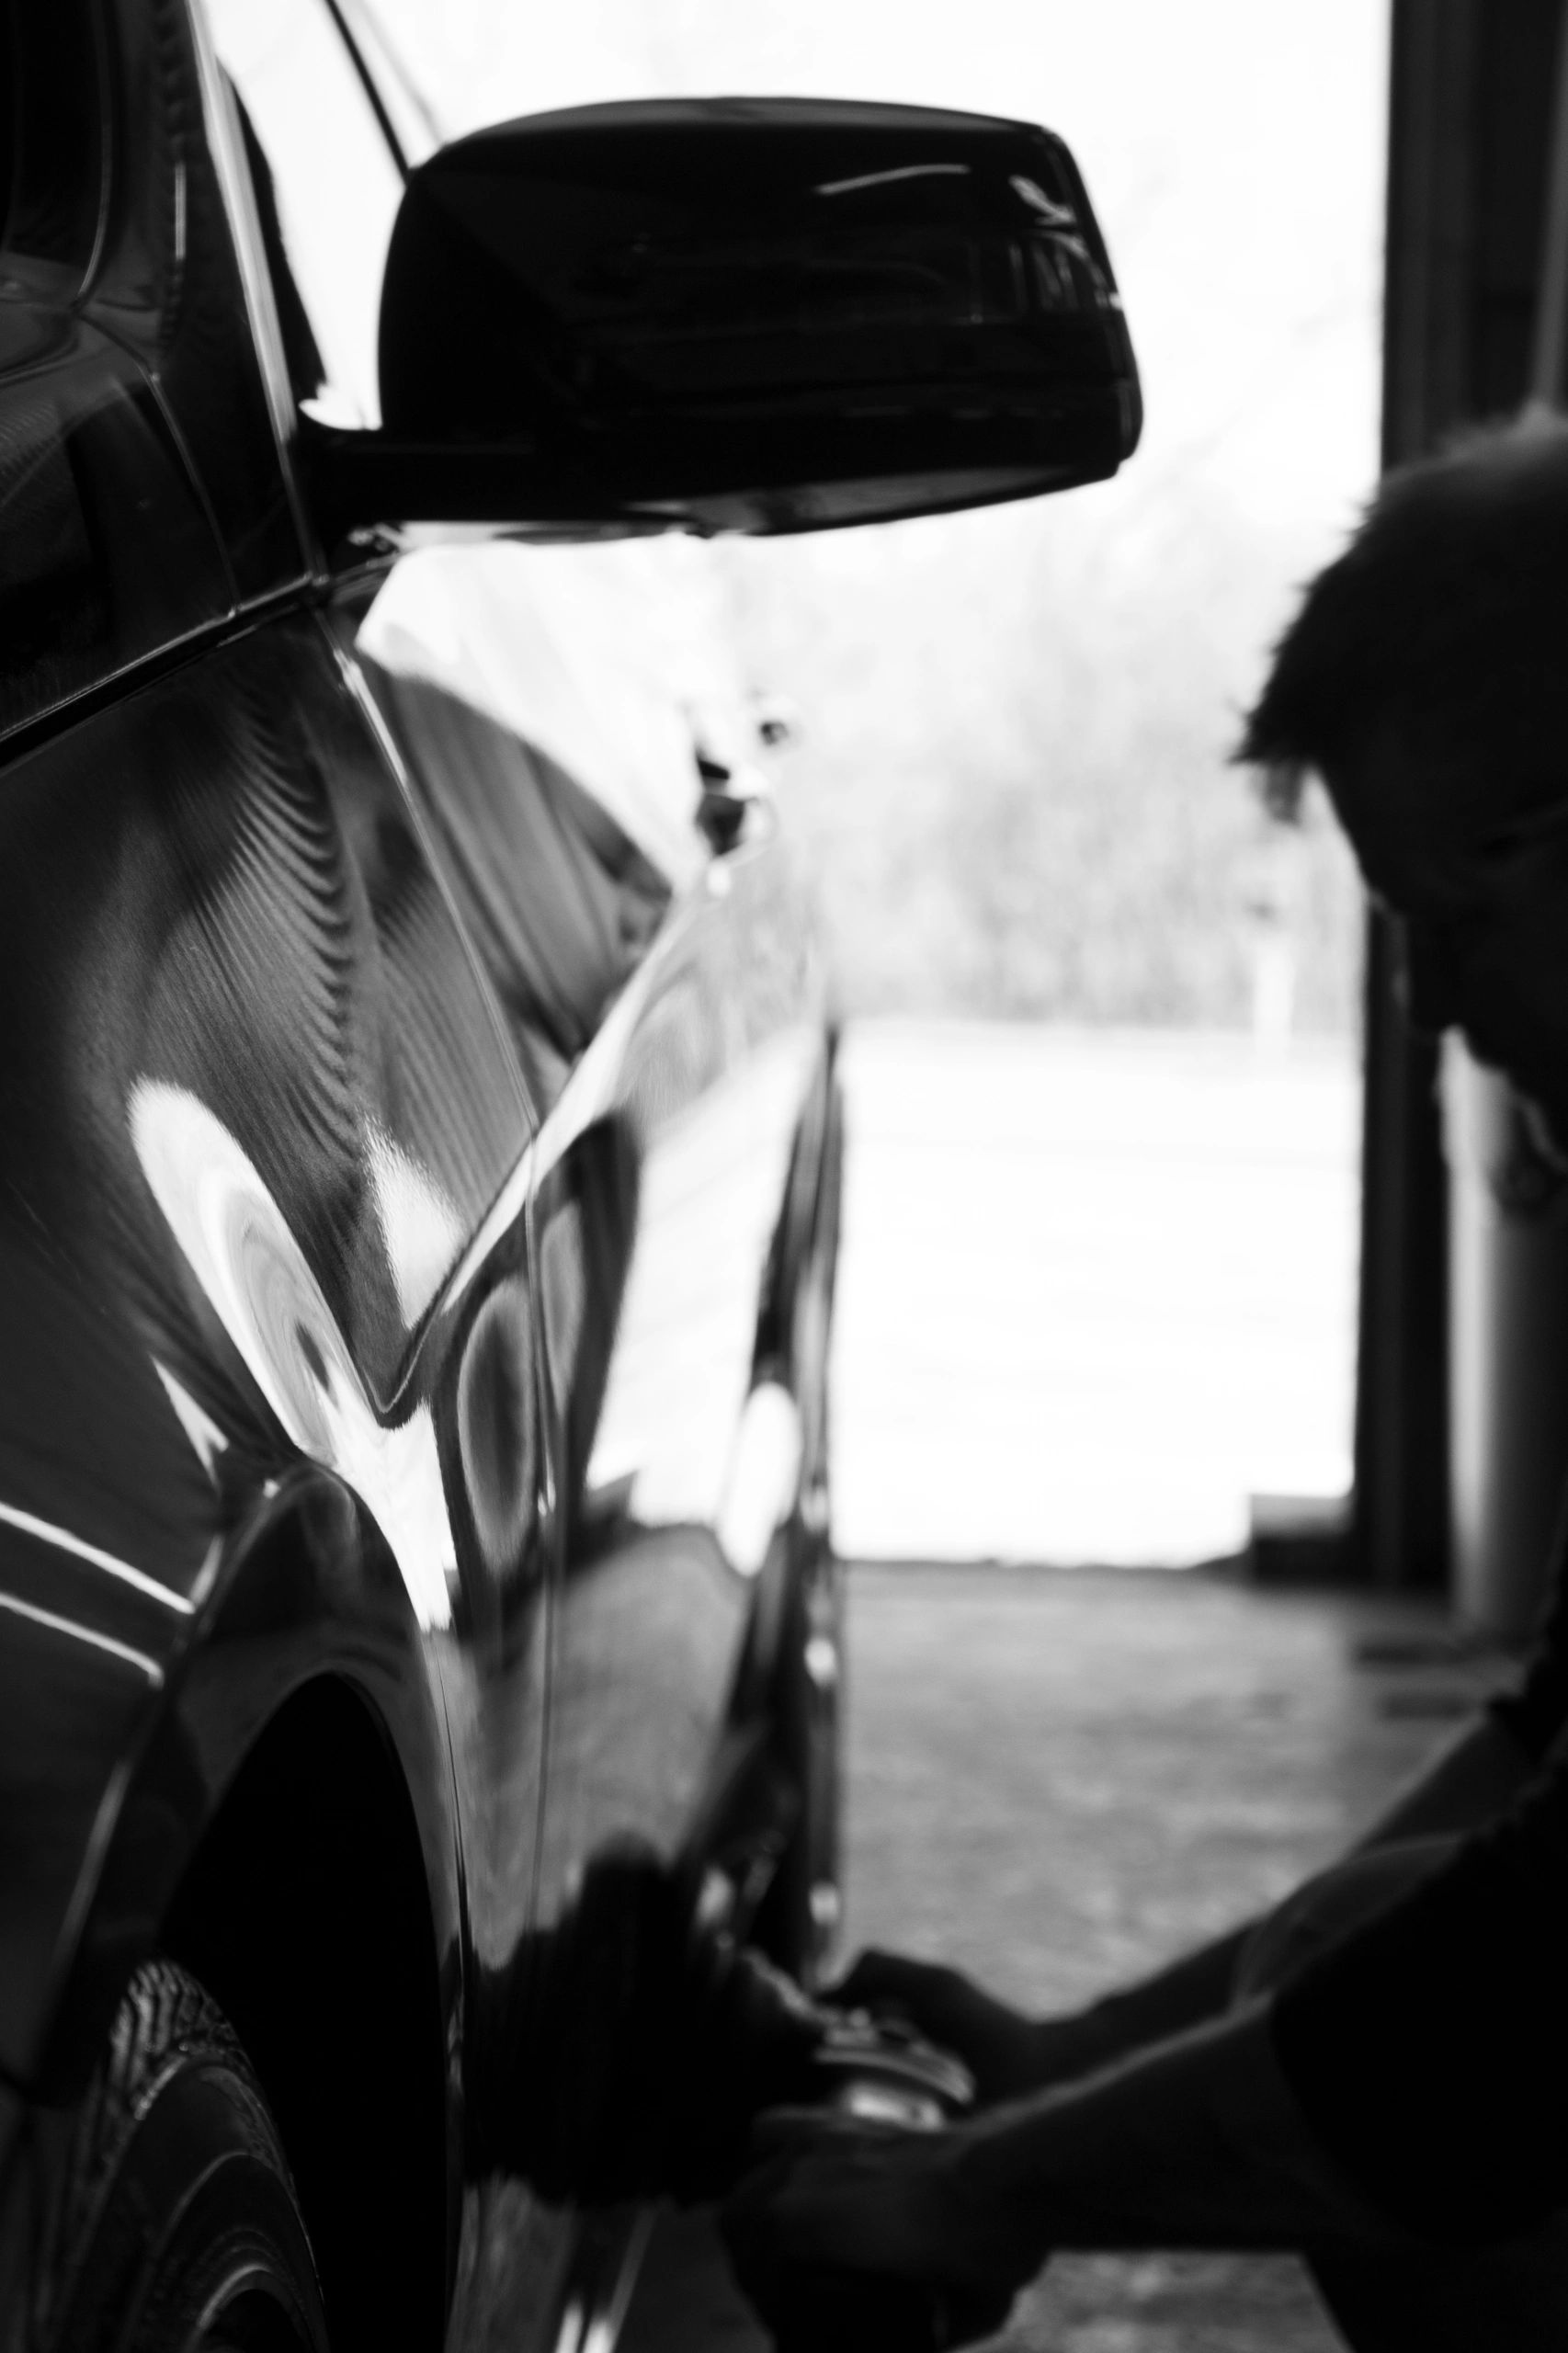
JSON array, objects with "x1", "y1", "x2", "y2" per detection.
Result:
[{"x1": 358, "y1": 0, "x2": 1388, "y2": 1565}]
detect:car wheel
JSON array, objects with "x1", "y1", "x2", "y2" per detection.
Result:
[
  {"x1": 41, "y1": 1959, "x2": 329, "y2": 2353},
  {"x1": 754, "y1": 1531, "x2": 844, "y2": 1989}
]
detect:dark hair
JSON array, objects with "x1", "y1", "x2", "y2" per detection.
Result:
[{"x1": 1238, "y1": 410, "x2": 1568, "y2": 820}]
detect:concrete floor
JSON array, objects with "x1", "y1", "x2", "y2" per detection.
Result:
[{"x1": 620, "y1": 1562, "x2": 1515, "y2": 2353}]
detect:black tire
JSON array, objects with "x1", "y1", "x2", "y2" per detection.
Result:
[{"x1": 41, "y1": 1960, "x2": 329, "y2": 2353}]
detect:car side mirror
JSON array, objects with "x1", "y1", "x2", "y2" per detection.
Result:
[{"x1": 304, "y1": 96, "x2": 1140, "y2": 540}]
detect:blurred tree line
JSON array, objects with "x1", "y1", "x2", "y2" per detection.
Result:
[
  {"x1": 717, "y1": 471, "x2": 1366, "y2": 1036},
  {"x1": 363, "y1": 0, "x2": 1380, "y2": 1040}
]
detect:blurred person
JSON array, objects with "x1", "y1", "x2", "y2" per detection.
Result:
[{"x1": 722, "y1": 413, "x2": 1568, "y2": 2352}]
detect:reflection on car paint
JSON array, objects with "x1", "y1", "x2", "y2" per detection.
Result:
[
  {"x1": 581, "y1": 1024, "x2": 820, "y2": 1540},
  {"x1": 528, "y1": 861, "x2": 822, "y2": 1960},
  {"x1": 0, "y1": 304, "x2": 233, "y2": 743},
  {"x1": 0, "y1": 14, "x2": 838, "y2": 2347},
  {"x1": 352, "y1": 541, "x2": 834, "y2": 2326},
  {"x1": 1, "y1": 44, "x2": 842, "y2": 2325},
  {"x1": 130, "y1": 1079, "x2": 457, "y2": 1632},
  {"x1": 0, "y1": 1499, "x2": 198, "y2": 1620},
  {"x1": 358, "y1": 544, "x2": 707, "y2": 892},
  {"x1": 716, "y1": 1381, "x2": 804, "y2": 1581},
  {"x1": 152, "y1": 1364, "x2": 234, "y2": 1480},
  {"x1": 90, "y1": 0, "x2": 303, "y2": 596},
  {"x1": 0, "y1": 1588, "x2": 165, "y2": 1687},
  {"x1": 0, "y1": 605, "x2": 530, "y2": 2091}
]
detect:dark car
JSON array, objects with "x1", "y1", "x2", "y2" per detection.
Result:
[{"x1": 0, "y1": 5, "x2": 1138, "y2": 2347}]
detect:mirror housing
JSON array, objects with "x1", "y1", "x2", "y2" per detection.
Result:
[{"x1": 305, "y1": 96, "x2": 1141, "y2": 540}]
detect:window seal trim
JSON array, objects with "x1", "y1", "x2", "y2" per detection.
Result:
[
  {"x1": 183, "y1": 0, "x2": 324, "y2": 583},
  {"x1": 77, "y1": 0, "x2": 116, "y2": 301},
  {"x1": 319, "y1": 0, "x2": 410, "y2": 182},
  {"x1": 0, "y1": 574, "x2": 371, "y2": 775}
]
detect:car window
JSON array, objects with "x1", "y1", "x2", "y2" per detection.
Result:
[
  {"x1": 0, "y1": 0, "x2": 108, "y2": 299},
  {"x1": 0, "y1": 0, "x2": 235, "y2": 745},
  {"x1": 73, "y1": 0, "x2": 308, "y2": 602},
  {"x1": 204, "y1": 0, "x2": 403, "y2": 426}
]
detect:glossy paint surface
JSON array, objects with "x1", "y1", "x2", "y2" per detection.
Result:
[
  {"x1": 0, "y1": 7, "x2": 836, "y2": 2347},
  {"x1": 0, "y1": 0, "x2": 303, "y2": 755},
  {"x1": 0, "y1": 299, "x2": 232, "y2": 741},
  {"x1": 89, "y1": 0, "x2": 305, "y2": 594},
  {"x1": 0, "y1": 607, "x2": 529, "y2": 2077},
  {"x1": 358, "y1": 545, "x2": 827, "y2": 2337}
]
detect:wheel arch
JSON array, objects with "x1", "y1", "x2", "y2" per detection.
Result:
[
  {"x1": 159, "y1": 1668, "x2": 451, "y2": 2353},
  {"x1": 30, "y1": 1475, "x2": 462, "y2": 2353}
]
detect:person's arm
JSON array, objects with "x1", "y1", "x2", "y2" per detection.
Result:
[
  {"x1": 833, "y1": 1709, "x2": 1537, "y2": 2103},
  {"x1": 722, "y1": 1996, "x2": 1398, "y2": 2309},
  {"x1": 829, "y1": 1931, "x2": 1254, "y2": 2103},
  {"x1": 1346, "y1": 1710, "x2": 1532, "y2": 1853},
  {"x1": 1070, "y1": 1712, "x2": 1532, "y2": 2051},
  {"x1": 960, "y1": 1996, "x2": 1391, "y2": 2253},
  {"x1": 1270, "y1": 1743, "x2": 1568, "y2": 2245}
]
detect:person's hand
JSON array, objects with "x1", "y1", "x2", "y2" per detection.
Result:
[
  {"x1": 721, "y1": 2108, "x2": 1037, "y2": 2347},
  {"x1": 828, "y1": 1949, "x2": 1105, "y2": 2104}
]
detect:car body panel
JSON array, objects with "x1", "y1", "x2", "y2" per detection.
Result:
[
  {"x1": 351, "y1": 540, "x2": 828, "y2": 2337},
  {"x1": 0, "y1": 5, "x2": 840, "y2": 2346},
  {"x1": 0, "y1": 299, "x2": 234, "y2": 745},
  {"x1": 532, "y1": 871, "x2": 822, "y2": 1905},
  {"x1": 89, "y1": 0, "x2": 307, "y2": 600},
  {"x1": 0, "y1": 602, "x2": 533, "y2": 2084}
]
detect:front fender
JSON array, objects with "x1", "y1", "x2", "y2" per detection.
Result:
[{"x1": 7, "y1": 1464, "x2": 460, "y2": 2107}]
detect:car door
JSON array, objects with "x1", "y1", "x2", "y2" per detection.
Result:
[
  {"x1": 0, "y1": 24, "x2": 542, "y2": 2352},
  {"x1": 361, "y1": 537, "x2": 826, "y2": 1872},
  {"x1": 1, "y1": 1, "x2": 568, "y2": 2335},
  {"x1": 0, "y1": 0, "x2": 244, "y2": 748},
  {"x1": 200, "y1": 3, "x2": 831, "y2": 2333},
  {"x1": 0, "y1": 0, "x2": 248, "y2": 2105},
  {"x1": 354, "y1": 531, "x2": 831, "y2": 2306},
  {"x1": 165, "y1": 11, "x2": 572, "y2": 2336}
]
